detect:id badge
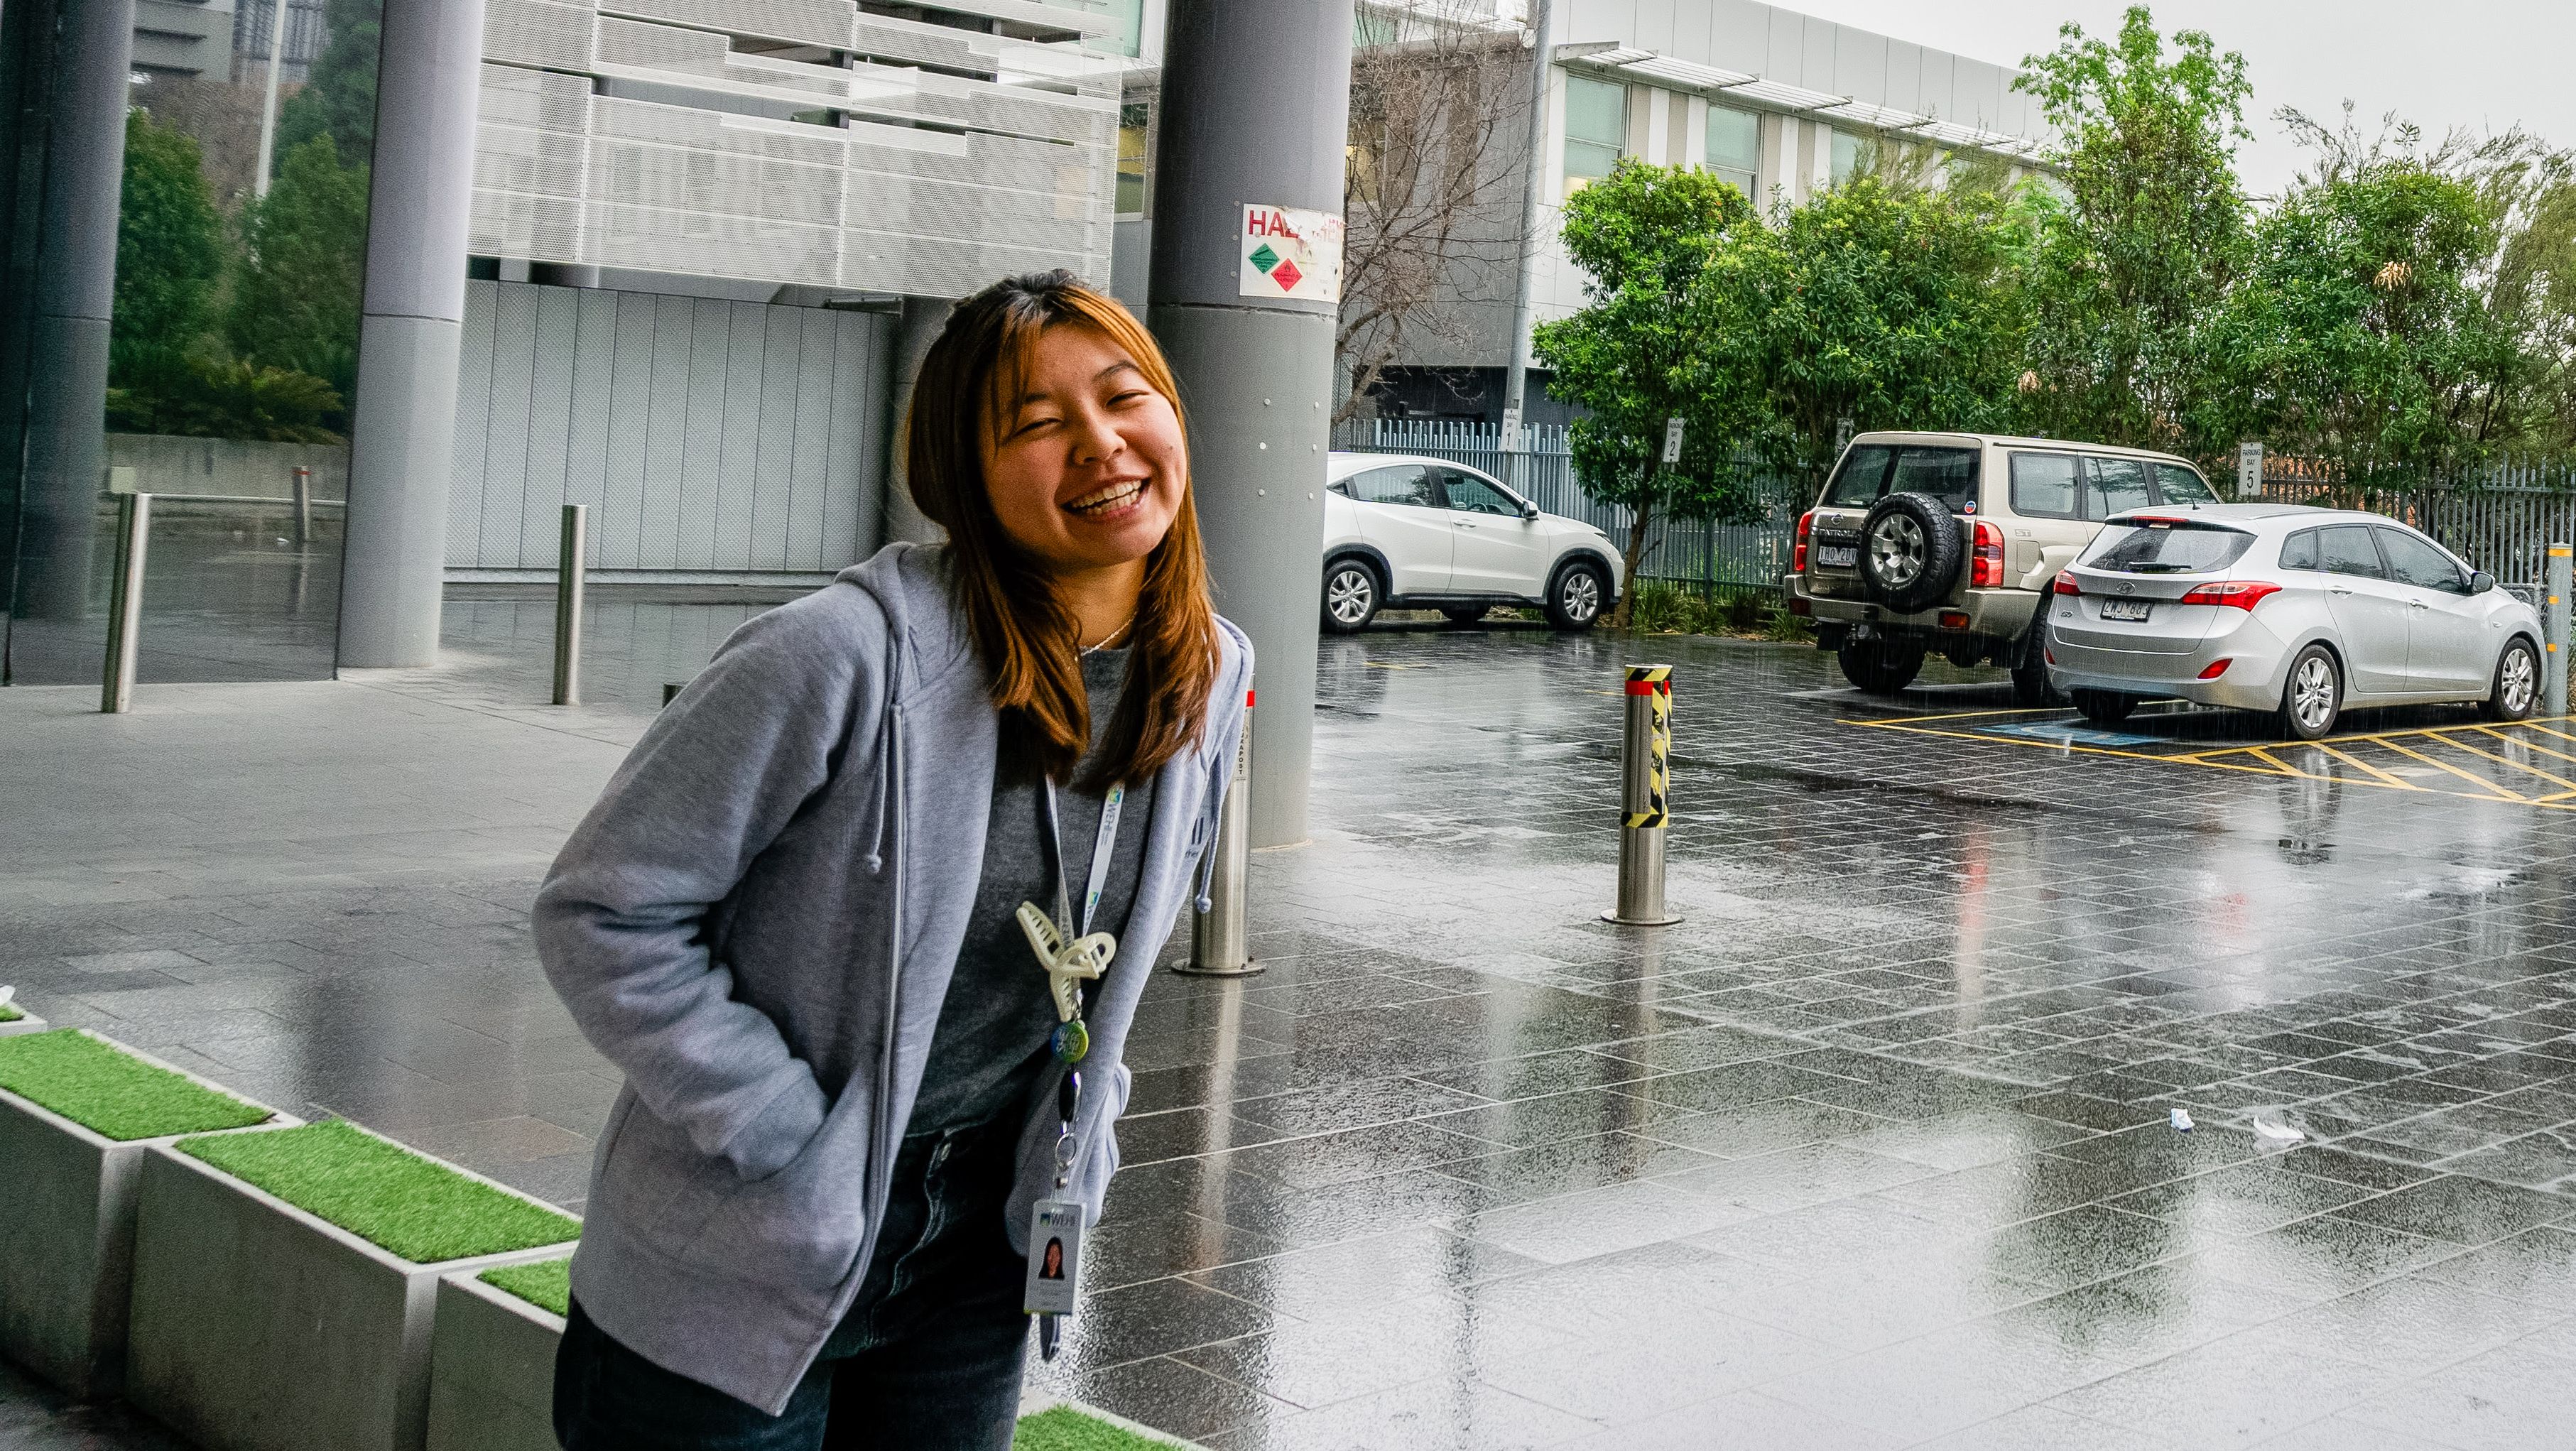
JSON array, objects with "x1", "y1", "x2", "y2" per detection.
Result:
[{"x1": 1022, "y1": 1198, "x2": 1084, "y2": 1316}]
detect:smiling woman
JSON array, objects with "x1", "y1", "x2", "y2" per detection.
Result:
[{"x1": 536, "y1": 270, "x2": 1250, "y2": 1450}]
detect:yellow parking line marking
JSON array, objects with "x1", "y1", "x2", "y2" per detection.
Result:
[
  {"x1": 2244, "y1": 746, "x2": 2303, "y2": 778},
  {"x1": 2435, "y1": 734, "x2": 2576, "y2": 795},
  {"x1": 2473, "y1": 725, "x2": 2576, "y2": 768},
  {"x1": 2521, "y1": 722, "x2": 2576, "y2": 749},
  {"x1": 2313, "y1": 742, "x2": 2425, "y2": 790},
  {"x1": 2374, "y1": 737, "x2": 2528, "y2": 801},
  {"x1": 1859, "y1": 706, "x2": 2072, "y2": 726}
]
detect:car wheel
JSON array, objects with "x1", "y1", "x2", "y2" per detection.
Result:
[
  {"x1": 2277, "y1": 643, "x2": 2342, "y2": 741},
  {"x1": 1441, "y1": 606, "x2": 1489, "y2": 625},
  {"x1": 2482, "y1": 637, "x2": 2539, "y2": 722},
  {"x1": 1545, "y1": 562, "x2": 1606, "y2": 631},
  {"x1": 2070, "y1": 689, "x2": 2136, "y2": 724},
  {"x1": 1837, "y1": 639, "x2": 1925, "y2": 695},
  {"x1": 1858, "y1": 491, "x2": 1965, "y2": 614},
  {"x1": 1320, "y1": 560, "x2": 1381, "y2": 634}
]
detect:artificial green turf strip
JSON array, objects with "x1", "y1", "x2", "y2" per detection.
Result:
[
  {"x1": 178, "y1": 1120, "x2": 580, "y2": 1264},
  {"x1": 479, "y1": 1256, "x2": 572, "y2": 1316},
  {"x1": 0, "y1": 1029, "x2": 270, "y2": 1140},
  {"x1": 1013, "y1": 1406, "x2": 1184, "y2": 1450}
]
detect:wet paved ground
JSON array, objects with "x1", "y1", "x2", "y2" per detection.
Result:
[{"x1": 4, "y1": 594, "x2": 2575, "y2": 1449}]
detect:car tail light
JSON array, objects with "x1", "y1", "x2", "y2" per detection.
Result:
[
  {"x1": 1939, "y1": 611, "x2": 1970, "y2": 631},
  {"x1": 2198, "y1": 659, "x2": 2232, "y2": 679},
  {"x1": 2178, "y1": 580, "x2": 2282, "y2": 610},
  {"x1": 1794, "y1": 510, "x2": 1815, "y2": 573},
  {"x1": 2045, "y1": 647, "x2": 2056, "y2": 664},
  {"x1": 2051, "y1": 575, "x2": 2081, "y2": 596},
  {"x1": 1787, "y1": 594, "x2": 1813, "y2": 616},
  {"x1": 1970, "y1": 521, "x2": 2005, "y2": 588}
]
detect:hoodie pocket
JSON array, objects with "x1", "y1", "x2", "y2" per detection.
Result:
[{"x1": 680, "y1": 1089, "x2": 874, "y2": 1292}]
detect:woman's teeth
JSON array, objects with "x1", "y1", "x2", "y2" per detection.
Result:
[{"x1": 1067, "y1": 481, "x2": 1143, "y2": 515}]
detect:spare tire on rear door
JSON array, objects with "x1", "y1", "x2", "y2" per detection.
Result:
[{"x1": 1859, "y1": 491, "x2": 1964, "y2": 614}]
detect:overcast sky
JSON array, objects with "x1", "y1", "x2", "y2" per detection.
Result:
[{"x1": 1781, "y1": 1, "x2": 2574, "y2": 199}]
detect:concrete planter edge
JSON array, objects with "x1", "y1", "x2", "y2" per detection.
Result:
[
  {"x1": 0, "y1": 1047, "x2": 293, "y2": 1401},
  {"x1": 0, "y1": 1010, "x2": 51, "y2": 1037},
  {"x1": 126, "y1": 1137, "x2": 576, "y2": 1451},
  {"x1": 425, "y1": 1266, "x2": 567, "y2": 1451}
]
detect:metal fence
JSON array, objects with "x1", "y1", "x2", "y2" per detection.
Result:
[{"x1": 1330, "y1": 418, "x2": 1803, "y2": 596}]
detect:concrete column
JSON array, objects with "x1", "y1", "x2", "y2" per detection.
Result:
[
  {"x1": 335, "y1": 0, "x2": 487, "y2": 667},
  {"x1": 881, "y1": 295, "x2": 949, "y2": 548},
  {"x1": 15, "y1": 0, "x2": 134, "y2": 620},
  {"x1": 1148, "y1": 0, "x2": 1354, "y2": 849}
]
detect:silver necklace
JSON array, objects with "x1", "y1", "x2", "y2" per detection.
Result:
[{"x1": 1079, "y1": 613, "x2": 1138, "y2": 657}]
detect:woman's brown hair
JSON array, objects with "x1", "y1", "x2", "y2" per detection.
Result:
[{"x1": 905, "y1": 271, "x2": 1219, "y2": 787}]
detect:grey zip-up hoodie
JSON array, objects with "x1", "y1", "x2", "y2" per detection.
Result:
[{"x1": 534, "y1": 542, "x2": 1251, "y2": 1415}]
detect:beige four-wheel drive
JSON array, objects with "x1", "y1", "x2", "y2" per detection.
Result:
[{"x1": 1782, "y1": 432, "x2": 2222, "y2": 703}]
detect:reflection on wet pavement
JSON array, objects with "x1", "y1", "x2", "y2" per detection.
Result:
[{"x1": 3, "y1": 604, "x2": 2571, "y2": 1448}]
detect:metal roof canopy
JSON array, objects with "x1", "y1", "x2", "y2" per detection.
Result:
[{"x1": 1555, "y1": 43, "x2": 2051, "y2": 165}]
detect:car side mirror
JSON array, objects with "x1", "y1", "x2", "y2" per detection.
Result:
[
  {"x1": 2472, "y1": 570, "x2": 2496, "y2": 594},
  {"x1": 1521, "y1": 504, "x2": 1540, "y2": 521}
]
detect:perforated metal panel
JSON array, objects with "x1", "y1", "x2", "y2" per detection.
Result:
[
  {"x1": 473, "y1": 0, "x2": 1119, "y2": 294},
  {"x1": 450, "y1": 281, "x2": 891, "y2": 572}
]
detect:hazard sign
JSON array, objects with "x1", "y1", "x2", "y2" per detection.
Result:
[{"x1": 1239, "y1": 204, "x2": 1344, "y2": 303}]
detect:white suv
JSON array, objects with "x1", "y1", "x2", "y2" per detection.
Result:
[{"x1": 1321, "y1": 452, "x2": 1624, "y2": 633}]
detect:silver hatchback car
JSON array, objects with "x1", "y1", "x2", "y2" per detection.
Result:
[{"x1": 2045, "y1": 504, "x2": 2545, "y2": 740}]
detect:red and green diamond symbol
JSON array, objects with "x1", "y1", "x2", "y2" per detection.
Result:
[
  {"x1": 1248, "y1": 242, "x2": 1279, "y2": 273},
  {"x1": 1271, "y1": 257, "x2": 1303, "y2": 290}
]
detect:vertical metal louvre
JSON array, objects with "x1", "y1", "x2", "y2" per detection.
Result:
[
  {"x1": 450, "y1": 279, "x2": 892, "y2": 575},
  {"x1": 472, "y1": 0, "x2": 1123, "y2": 295}
]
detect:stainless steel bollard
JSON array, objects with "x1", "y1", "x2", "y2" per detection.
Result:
[
  {"x1": 1178, "y1": 688, "x2": 1261, "y2": 977},
  {"x1": 552, "y1": 504, "x2": 587, "y2": 707},
  {"x1": 1604, "y1": 663, "x2": 1681, "y2": 925},
  {"x1": 290, "y1": 464, "x2": 313, "y2": 550},
  {"x1": 2548, "y1": 543, "x2": 2572, "y2": 718},
  {"x1": 101, "y1": 493, "x2": 152, "y2": 714}
]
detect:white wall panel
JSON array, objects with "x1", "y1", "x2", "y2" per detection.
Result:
[{"x1": 450, "y1": 281, "x2": 890, "y2": 575}]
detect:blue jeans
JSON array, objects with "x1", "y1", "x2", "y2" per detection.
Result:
[{"x1": 553, "y1": 1119, "x2": 1030, "y2": 1450}]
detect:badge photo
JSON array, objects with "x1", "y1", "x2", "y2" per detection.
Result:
[{"x1": 1023, "y1": 1197, "x2": 1084, "y2": 1316}]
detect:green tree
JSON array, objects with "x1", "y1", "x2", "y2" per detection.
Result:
[
  {"x1": 1692, "y1": 172, "x2": 2031, "y2": 491},
  {"x1": 2198, "y1": 112, "x2": 2519, "y2": 478},
  {"x1": 112, "y1": 109, "x2": 230, "y2": 388},
  {"x1": 273, "y1": 0, "x2": 382, "y2": 172},
  {"x1": 1532, "y1": 161, "x2": 1759, "y2": 626},
  {"x1": 108, "y1": 356, "x2": 344, "y2": 443},
  {"x1": 2014, "y1": 6, "x2": 2251, "y2": 452},
  {"x1": 229, "y1": 134, "x2": 369, "y2": 404}
]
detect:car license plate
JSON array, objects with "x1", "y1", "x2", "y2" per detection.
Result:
[
  {"x1": 2101, "y1": 598, "x2": 2153, "y2": 622},
  {"x1": 1816, "y1": 545, "x2": 1857, "y2": 568}
]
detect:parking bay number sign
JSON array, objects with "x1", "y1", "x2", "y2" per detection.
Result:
[{"x1": 1240, "y1": 205, "x2": 1345, "y2": 303}]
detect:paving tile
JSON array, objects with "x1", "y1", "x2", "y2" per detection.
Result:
[
  {"x1": 2040, "y1": 1331, "x2": 2388, "y2": 1449},
  {"x1": 1553, "y1": 1389, "x2": 1898, "y2": 1451},
  {"x1": 2338, "y1": 1342, "x2": 2576, "y2": 1450}
]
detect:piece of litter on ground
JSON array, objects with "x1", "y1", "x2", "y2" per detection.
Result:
[
  {"x1": 2251, "y1": 1112, "x2": 2305, "y2": 1143},
  {"x1": 2170, "y1": 1108, "x2": 2194, "y2": 1132}
]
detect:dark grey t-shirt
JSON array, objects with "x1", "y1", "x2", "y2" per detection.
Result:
[{"x1": 907, "y1": 646, "x2": 1156, "y2": 1137}]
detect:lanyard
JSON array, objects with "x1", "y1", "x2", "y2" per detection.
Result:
[{"x1": 1042, "y1": 779, "x2": 1124, "y2": 941}]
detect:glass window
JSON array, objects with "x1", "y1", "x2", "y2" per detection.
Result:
[
  {"x1": 2317, "y1": 525, "x2": 2387, "y2": 580},
  {"x1": 2085, "y1": 458, "x2": 2152, "y2": 519},
  {"x1": 2153, "y1": 464, "x2": 2217, "y2": 504},
  {"x1": 1439, "y1": 470, "x2": 1518, "y2": 516},
  {"x1": 1345, "y1": 464, "x2": 1438, "y2": 508},
  {"x1": 1822, "y1": 445, "x2": 1978, "y2": 510},
  {"x1": 2376, "y1": 528, "x2": 2470, "y2": 594},
  {"x1": 2279, "y1": 529, "x2": 2320, "y2": 570},
  {"x1": 2084, "y1": 521, "x2": 2256, "y2": 574},
  {"x1": 1830, "y1": 129, "x2": 1862, "y2": 185},
  {"x1": 1116, "y1": 102, "x2": 1149, "y2": 216},
  {"x1": 1563, "y1": 75, "x2": 1626, "y2": 193},
  {"x1": 1706, "y1": 104, "x2": 1760, "y2": 202},
  {"x1": 2009, "y1": 454, "x2": 2081, "y2": 518}
]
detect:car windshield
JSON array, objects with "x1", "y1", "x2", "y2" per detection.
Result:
[
  {"x1": 1821, "y1": 445, "x2": 1979, "y2": 510},
  {"x1": 2083, "y1": 518, "x2": 2256, "y2": 573}
]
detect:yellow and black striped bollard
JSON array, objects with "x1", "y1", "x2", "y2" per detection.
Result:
[{"x1": 1605, "y1": 664, "x2": 1681, "y2": 925}]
